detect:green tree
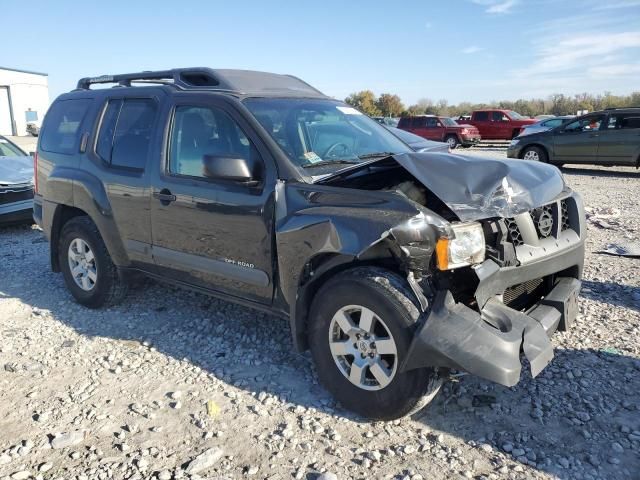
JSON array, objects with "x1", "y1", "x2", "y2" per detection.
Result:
[
  {"x1": 344, "y1": 90, "x2": 381, "y2": 116},
  {"x1": 376, "y1": 93, "x2": 404, "y2": 117}
]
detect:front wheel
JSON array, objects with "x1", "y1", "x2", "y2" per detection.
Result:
[
  {"x1": 308, "y1": 267, "x2": 442, "y2": 420},
  {"x1": 445, "y1": 135, "x2": 460, "y2": 149},
  {"x1": 521, "y1": 145, "x2": 548, "y2": 163}
]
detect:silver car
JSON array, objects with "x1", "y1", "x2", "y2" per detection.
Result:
[
  {"x1": 518, "y1": 115, "x2": 575, "y2": 137},
  {"x1": 0, "y1": 136, "x2": 34, "y2": 225}
]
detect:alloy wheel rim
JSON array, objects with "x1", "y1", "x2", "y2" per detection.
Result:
[
  {"x1": 447, "y1": 137, "x2": 457, "y2": 147},
  {"x1": 328, "y1": 305, "x2": 398, "y2": 391},
  {"x1": 524, "y1": 150, "x2": 539, "y2": 161},
  {"x1": 68, "y1": 238, "x2": 98, "y2": 291}
]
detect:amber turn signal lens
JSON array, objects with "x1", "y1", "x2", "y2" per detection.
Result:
[{"x1": 435, "y1": 238, "x2": 449, "y2": 271}]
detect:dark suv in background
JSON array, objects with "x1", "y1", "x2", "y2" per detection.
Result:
[
  {"x1": 508, "y1": 108, "x2": 640, "y2": 166},
  {"x1": 34, "y1": 68, "x2": 585, "y2": 420}
]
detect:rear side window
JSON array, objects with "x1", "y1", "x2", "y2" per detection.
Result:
[
  {"x1": 425, "y1": 117, "x2": 439, "y2": 127},
  {"x1": 607, "y1": 114, "x2": 640, "y2": 130},
  {"x1": 96, "y1": 98, "x2": 156, "y2": 170},
  {"x1": 397, "y1": 117, "x2": 410, "y2": 128},
  {"x1": 41, "y1": 99, "x2": 91, "y2": 154},
  {"x1": 411, "y1": 117, "x2": 426, "y2": 128},
  {"x1": 474, "y1": 111, "x2": 489, "y2": 121}
]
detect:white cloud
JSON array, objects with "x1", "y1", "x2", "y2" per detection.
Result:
[
  {"x1": 461, "y1": 46, "x2": 484, "y2": 54},
  {"x1": 588, "y1": 63, "x2": 640, "y2": 77},
  {"x1": 471, "y1": 0, "x2": 519, "y2": 14}
]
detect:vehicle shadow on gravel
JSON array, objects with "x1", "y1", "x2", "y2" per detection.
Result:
[
  {"x1": 580, "y1": 279, "x2": 640, "y2": 312},
  {"x1": 414, "y1": 347, "x2": 640, "y2": 479}
]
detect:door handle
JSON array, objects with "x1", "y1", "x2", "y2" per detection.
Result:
[{"x1": 153, "y1": 189, "x2": 176, "y2": 205}]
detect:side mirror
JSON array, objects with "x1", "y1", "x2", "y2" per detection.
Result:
[{"x1": 202, "y1": 153, "x2": 261, "y2": 186}]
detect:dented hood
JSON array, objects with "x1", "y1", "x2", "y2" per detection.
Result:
[
  {"x1": 392, "y1": 152, "x2": 567, "y2": 221},
  {"x1": 320, "y1": 152, "x2": 567, "y2": 222}
]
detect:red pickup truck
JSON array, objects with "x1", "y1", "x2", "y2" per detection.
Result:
[
  {"x1": 460, "y1": 109, "x2": 537, "y2": 140},
  {"x1": 397, "y1": 115, "x2": 480, "y2": 149}
]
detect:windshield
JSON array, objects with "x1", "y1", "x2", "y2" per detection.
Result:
[
  {"x1": 243, "y1": 98, "x2": 411, "y2": 172},
  {"x1": 441, "y1": 117, "x2": 458, "y2": 126},
  {"x1": 507, "y1": 110, "x2": 525, "y2": 120},
  {"x1": 0, "y1": 138, "x2": 26, "y2": 157}
]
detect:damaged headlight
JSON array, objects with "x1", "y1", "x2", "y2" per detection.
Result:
[
  {"x1": 436, "y1": 222, "x2": 485, "y2": 270},
  {"x1": 509, "y1": 138, "x2": 520, "y2": 146}
]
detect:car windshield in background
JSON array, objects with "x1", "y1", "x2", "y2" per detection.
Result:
[
  {"x1": 0, "y1": 138, "x2": 26, "y2": 157},
  {"x1": 441, "y1": 117, "x2": 458, "y2": 126},
  {"x1": 508, "y1": 111, "x2": 525, "y2": 120},
  {"x1": 243, "y1": 98, "x2": 411, "y2": 172}
]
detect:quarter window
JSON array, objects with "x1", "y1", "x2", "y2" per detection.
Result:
[
  {"x1": 169, "y1": 105, "x2": 252, "y2": 178},
  {"x1": 41, "y1": 99, "x2": 91, "y2": 154}
]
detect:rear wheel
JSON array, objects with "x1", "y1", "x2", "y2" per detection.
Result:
[
  {"x1": 521, "y1": 145, "x2": 548, "y2": 163},
  {"x1": 308, "y1": 267, "x2": 442, "y2": 420},
  {"x1": 58, "y1": 216, "x2": 127, "y2": 308},
  {"x1": 445, "y1": 135, "x2": 459, "y2": 149}
]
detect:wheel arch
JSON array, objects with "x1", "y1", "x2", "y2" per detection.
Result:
[
  {"x1": 290, "y1": 252, "x2": 408, "y2": 352},
  {"x1": 519, "y1": 142, "x2": 550, "y2": 161}
]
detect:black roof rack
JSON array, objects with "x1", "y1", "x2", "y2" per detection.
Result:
[{"x1": 75, "y1": 67, "x2": 326, "y2": 97}]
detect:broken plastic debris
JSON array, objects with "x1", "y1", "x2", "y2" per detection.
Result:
[
  {"x1": 601, "y1": 347, "x2": 622, "y2": 355},
  {"x1": 597, "y1": 242, "x2": 640, "y2": 258}
]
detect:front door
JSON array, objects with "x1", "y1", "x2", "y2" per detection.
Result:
[
  {"x1": 150, "y1": 95, "x2": 276, "y2": 304},
  {"x1": 424, "y1": 117, "x2": 444, "y2": 141},
  {"x1": 596, "y1": 113, "x2": 640, "y2": 165},
  {"x1": 552, "y1": 114, "x2": 605, "y2": 163}
]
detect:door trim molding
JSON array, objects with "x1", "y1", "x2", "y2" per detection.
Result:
[{"x1": 152, "y1": 245, "x2": 270, "y2": 287}]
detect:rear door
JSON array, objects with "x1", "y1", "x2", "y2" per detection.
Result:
[
  {"x1": 552, "y1": 114, "x2": 605, "y2": 163},
  {"x1": 596, "y1": 113, "x2": 640, "y2": 165},
  {"x1": 472, "y1": 111, "x2": 490, "y2": 138},
  {"x1": 149, "y1": 93, "x2": 276, "y2": 304},
  {"x1": 410, "y1": 116, "x2": 428, "y2": 138}
]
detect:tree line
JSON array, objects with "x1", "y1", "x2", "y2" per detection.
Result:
[{"x1": 344, "y1": 90, "x2": 640, "y2": 118}]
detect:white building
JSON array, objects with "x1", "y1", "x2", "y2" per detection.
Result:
[{"x1": 0, "y1": 67, "x2": 49, "y2": 136}]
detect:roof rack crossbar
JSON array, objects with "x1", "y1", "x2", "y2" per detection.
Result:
[{"x1": 76, "y1": 68, "x2": 225, "y2": 90}]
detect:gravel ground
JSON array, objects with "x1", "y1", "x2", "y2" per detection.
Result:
[{"x1": 1, "y1": 147, "x2": 639, "y2": 480}]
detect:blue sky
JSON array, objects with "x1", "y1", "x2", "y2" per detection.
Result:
[{"x1": 4, "y1": 0, "x2": 640, "y2": 105}]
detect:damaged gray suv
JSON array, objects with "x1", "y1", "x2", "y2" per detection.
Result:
[{"x1": 34, "y1": 68, "x2": 585, "y2": 419}]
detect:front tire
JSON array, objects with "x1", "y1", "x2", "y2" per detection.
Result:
[
  {"x1": 58, "y1": 216, "x2": 128, "y2": 308},
  {"x1": 521, "y1": 145, "x2": 548, "y2": 163},
  {"x1": 445, "y1": 135, "x2": 459, "y2": 149},
  {"x1": 308, "y1": 267, "x2": 442, "y2": 420}
]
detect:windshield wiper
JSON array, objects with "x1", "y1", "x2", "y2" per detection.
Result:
[
  {"x1": 358, "y1": 151, "x2": 396, "y2": 160},
  {"x1": 301, "y1": 159, "x2": 360, "y2": 168}
]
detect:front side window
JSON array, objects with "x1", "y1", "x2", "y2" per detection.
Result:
[
  {"x1": 0, "y1": 138, "x2": 26, "y2": 156},
  {"x1": 425, "y1": 117, "x2": 439, "y2": 128},
  {"x1": 95, "y1": 98, "x2": 156, "y2": 170},
  {"x1": 169, "y1": 105, "x2": 251, "y2": 178},
  {"x1": 243, "y1": 98, "x2": 411, "y2": 175},
  {"x1": 492, "y1": 111, "x2": 509, "y2": 122},
  {"x1": 41, "y1": 99, "x2": 91, "y2": 154},
  {"x1": 563, "y1": 115, "x2": 605, "y2": 132}
]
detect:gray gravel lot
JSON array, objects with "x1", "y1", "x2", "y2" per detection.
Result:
[{"x1": 1, "y1": 147, "x2": 639, "y2": 480}]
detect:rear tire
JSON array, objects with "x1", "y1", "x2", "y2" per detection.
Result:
[
  {"x1": 521, "y1": 145, "x2": 548, "y2": 163},
  {"x1": 308, "y1": 267, "x2": 442, "y2": 420},
  {"x1": 58, "y1": 216, "x2": 128, "y2": 308},
  {"x1": 445, "y1": 135, "x2": 459, "y2": 149}
]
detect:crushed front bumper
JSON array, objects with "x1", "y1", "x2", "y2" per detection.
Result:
[{"x1": 402, "y1": 234, "x2": 584, "y2": 387}]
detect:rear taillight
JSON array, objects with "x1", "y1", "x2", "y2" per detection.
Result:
[{"x1": 33, "y1": 151, "x2": 38, "y2": 194}]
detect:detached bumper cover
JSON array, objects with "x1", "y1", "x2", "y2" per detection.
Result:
[{"x1": 402, "y1": 237, "x2": 584, "y2": 386}]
